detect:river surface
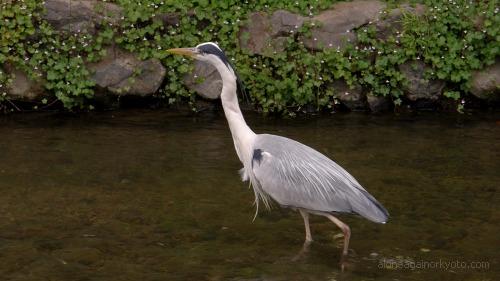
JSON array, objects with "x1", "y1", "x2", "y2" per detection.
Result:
[{"x1": 0, "y1": 110, "x2": 498, "y2": 281}]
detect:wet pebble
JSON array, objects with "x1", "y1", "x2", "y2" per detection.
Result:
[{"x1": 52, "y1": 247, "x2": 103, "y2": 266}]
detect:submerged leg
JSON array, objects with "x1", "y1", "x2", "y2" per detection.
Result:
[
  {"x1": 324, "y1": 214, "x2": 351, "y2": 256},
  {"x1": 292, "y1": 209, "x2": 313, "y2": 261},
  {"x1": 299, "y1": 209, "x2": 313, "y2": 245}
]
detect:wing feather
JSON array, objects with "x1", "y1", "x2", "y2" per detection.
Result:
[{"x1": 250, "y1": 134, "x2": 388, "y2": 223}]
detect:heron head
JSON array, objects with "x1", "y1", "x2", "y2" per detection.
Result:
[
  {"x1": 167, "y1": 42, "x2": 232, "y2": 71},
  {"x1": 167, "y1": 42, "x2": 249, "y2": 101}
]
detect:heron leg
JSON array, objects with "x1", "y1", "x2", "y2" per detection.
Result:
[
  {"x1": 325, "y1": 214, "x2": 351, "y2": 257},
  {"x1": 292, "y1": 209, "x2": 313, "y2": 261},
  {"x1": 299, "y1": 209, "x2": 313, "y2": 244}
]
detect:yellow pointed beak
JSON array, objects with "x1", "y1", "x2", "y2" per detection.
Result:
[{"x1": 166, "y1": 48, "x2": 197, "y2": 58}]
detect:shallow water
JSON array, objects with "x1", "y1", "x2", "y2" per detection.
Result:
[{"x1": 0, "y1": 110, "x2": 498, "y2": 281}]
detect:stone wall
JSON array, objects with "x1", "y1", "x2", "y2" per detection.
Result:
[{"x1": 2, "y1": 0, "x2": 499, "y2": 112}]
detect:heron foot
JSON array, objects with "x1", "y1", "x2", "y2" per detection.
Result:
[
  {"x1": 339, "y1": 252, "x2": 357, "y2": 272},
  {"x1": 292, "y1": 240, "x2": 312, "y2": 262},
  {"x1": 304, "y1": 238, "x2": 313, "y2": 245}
]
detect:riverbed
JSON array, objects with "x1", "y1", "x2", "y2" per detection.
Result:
[{"x1": 0, "y1": 110, "x2": 498, "y2": 280}]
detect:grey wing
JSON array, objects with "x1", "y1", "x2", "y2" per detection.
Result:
[{"x1": 251, "y1": 134, "x2": 388, "y2": 223}]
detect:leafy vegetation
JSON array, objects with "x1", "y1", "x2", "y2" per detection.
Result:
[{"x1": 0, "y1": 0, "x2": 498, "y2": 113}]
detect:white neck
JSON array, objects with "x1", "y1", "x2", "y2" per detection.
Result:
[{"x1": 208, "y1": 57, "x2": 256, "y2": 164}]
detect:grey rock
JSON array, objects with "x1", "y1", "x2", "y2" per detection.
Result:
[
  {"x1": 270, "y1": 10, "x2": 305, "y2": 36},
  {"x1": 375, "y1": 4, "x2": 426, "y2": 40},
  {"x1": 399, "y1": 60, "x2": 445, "y2": 101},
  {"x1": 470, "y1": 61, "x2": 500, "y2": 100},
  {"x1": 302, "y1": 0, "x2": 385, "y2": 50},
  {"x1": 156, "y1": 13, "x2": 180, "y2": 27},
  {"x1": 367, "y1": 93, "x2": 390, "y2": 112},
  {"x1": 155, "y1": 10, "x2": 197, "y2": 28},
  {"x1": 331, "y1": 79, "x2": 367, "y2": 110},
  {"x1": 239, "y1": 10, "x2": 304, "y2": 56},
  {"x1": 239, "y1": 12, "x2": 273, "y2": 55},
  {"x1": 44, "y1": 0, "x2": 123, "y2": 33},
  {"x1": 3, "y1": 65, "x2": 45, "y2": 101},
  {"x1": 184, "y1": 61, "x2": 222, "y2": 100},
  {"x1": 88, "y1": 47, "x2": 165, "y2": 96}
]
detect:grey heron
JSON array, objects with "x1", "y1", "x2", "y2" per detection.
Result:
[{"x1": 167, "y1": 42, "x2": 389, "y2": 260}]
